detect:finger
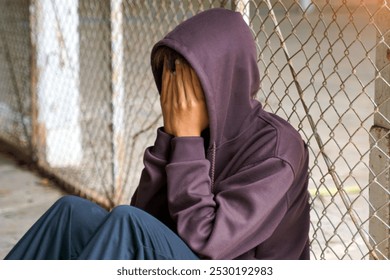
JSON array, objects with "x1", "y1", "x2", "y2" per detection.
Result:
[
  {"x1": 189, "y1": 67, "x2": 204, "y2": 101},
  {"x1": 171, "y1": 71, "x2": 179, "y2": 109},
  {"x1": 181, "y1": 61, "x2": 197, "y2": 102},
  {"x1": 175, "y1": 59, "x2": 187, "y2": 104},
  {"x1": 161, "y1": 57, "x2": 170, "y2": 104}
]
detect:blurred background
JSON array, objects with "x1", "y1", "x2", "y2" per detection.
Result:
[{"x1": 0, "y1": 0, "x2": 389, "y2": 260}]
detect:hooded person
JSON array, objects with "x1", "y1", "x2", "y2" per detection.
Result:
[
  {"x1": 5, "y1": 8, "x2": 310, "y2": 260},
  {"x1": 132, "y1": 8, "x2": 310, "y2": 260}
]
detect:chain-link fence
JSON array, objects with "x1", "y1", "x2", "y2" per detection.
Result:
[{"x1": 0, "y1": 0, "x2": 389, "y2": 260}]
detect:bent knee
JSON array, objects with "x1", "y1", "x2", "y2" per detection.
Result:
[
  {"x1": 110, "y1": 205, "x2": 137, "y2": 217},
  {"x1": 109, "y1": 205, "x2": 152, "y2": 222},
  {"x1": 54, "y1": 195, "x2": 91, "y2": 210}
]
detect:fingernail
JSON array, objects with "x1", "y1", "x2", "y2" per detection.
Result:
[{"x1": 175, "y1": 59, "x2": 180, "y2": 65}]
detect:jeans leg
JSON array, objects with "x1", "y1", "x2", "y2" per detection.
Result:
[
  {"x1": 78, "y1": 205, "x2": 199, "y2": 260},
  {"x1": 4, "y1": 195, "x2": 108, "y2": 260}
]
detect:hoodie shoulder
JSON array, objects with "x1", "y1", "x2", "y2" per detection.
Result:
[{"x1": 257, "y1": 110, "x2": 307, "y2": 178}]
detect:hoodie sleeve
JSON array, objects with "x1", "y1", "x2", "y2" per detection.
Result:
[
  {"x1": 166, "y1": 136, "x2": 295, "y2": 260},
  {"x1": 130, "y1": 128, "x2": 173, "y2": 224}
]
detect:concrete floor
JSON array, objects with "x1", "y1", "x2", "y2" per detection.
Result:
[{"x1": 0, "y1": 150, "x2": 65, "y2": 259}]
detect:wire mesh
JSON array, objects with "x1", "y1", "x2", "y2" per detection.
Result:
[
  {"x1": 0, "y1": 0, "x2": 389, "y2": 260},
  {"x1": 246, "y1": 0, "x2": 390, "y2": 260},
  {"x1": 0, "y1": 0, "x2": 32, "y2": 154}
]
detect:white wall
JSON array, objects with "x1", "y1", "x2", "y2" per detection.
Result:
[{"x1": 36, "y1": 0, "x2": 82, "y2": 167}]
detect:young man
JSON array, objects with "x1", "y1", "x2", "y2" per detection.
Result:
[{"x1": 5, "y1": 8, "x2": 310, "y2": 260}]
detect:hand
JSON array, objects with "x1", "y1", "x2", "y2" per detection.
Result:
[{"x1": 160, "y1": 58, "x2": 209, "y2": 137}]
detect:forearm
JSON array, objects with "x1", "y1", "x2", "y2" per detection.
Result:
[{"x1": 131, "y1": 128, "x2": 172, "y2": 209}]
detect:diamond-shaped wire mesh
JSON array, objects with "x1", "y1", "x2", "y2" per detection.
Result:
[
  {"x1": 0, "y1": 0, "x2": 389, "y2": 260},
  {"x1": 0, "y1": 0, "x2": 32, "y2": 153}
]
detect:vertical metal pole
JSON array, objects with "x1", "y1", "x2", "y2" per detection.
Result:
[
  {"x1": 111, "y1": 0, "x2": 125, "y2": 204},
  {"x1": 233, "y1": 0, "x2": 250, "y2": 25},
  {"x1": 369, "y1": 0, "x2": 390, "y2": 260},
  {"x1": 30, "y1": 0, "x2": 45, "y2": 165},
  {"x1": 30, "y1": 0, "x2": 39, "y2": 162}
]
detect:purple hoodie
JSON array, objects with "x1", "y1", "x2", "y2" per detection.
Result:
[{"x1": 131, "y1": 8, "x2": 310, "y2": 260}]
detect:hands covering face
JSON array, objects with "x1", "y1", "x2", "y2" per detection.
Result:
[{"x1": 160, "y1": 58, "x2": 209, "y2": 137}]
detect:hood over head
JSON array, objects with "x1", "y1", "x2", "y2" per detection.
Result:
[{"x1": 151, "y1": 8, "x2": 261, "y2": 148}]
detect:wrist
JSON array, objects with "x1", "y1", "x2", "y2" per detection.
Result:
[
  {"x1": 173, "y1": 129, "x2": 201, "y2": 137},
  {"x1": 162, "y1": 126, "x2": 174, "y2": 136}
]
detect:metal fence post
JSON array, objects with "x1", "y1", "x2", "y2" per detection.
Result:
[
  {"x1": 233, "y1": 0, "x2": 250, "y2": 25},
  {"x1": 110, "y1": 0, "x2": 125, "y2": 204},
  {"x1": 30, "y1": 0, "x2": 42, "y2": 165},
  {"x1": 369, "y1": 0, "x2": 390, "y2": 260}
]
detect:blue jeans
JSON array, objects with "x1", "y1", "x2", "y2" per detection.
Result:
[{"x1": 5, "y1": 195, "x2": 199, "y2": 260}]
